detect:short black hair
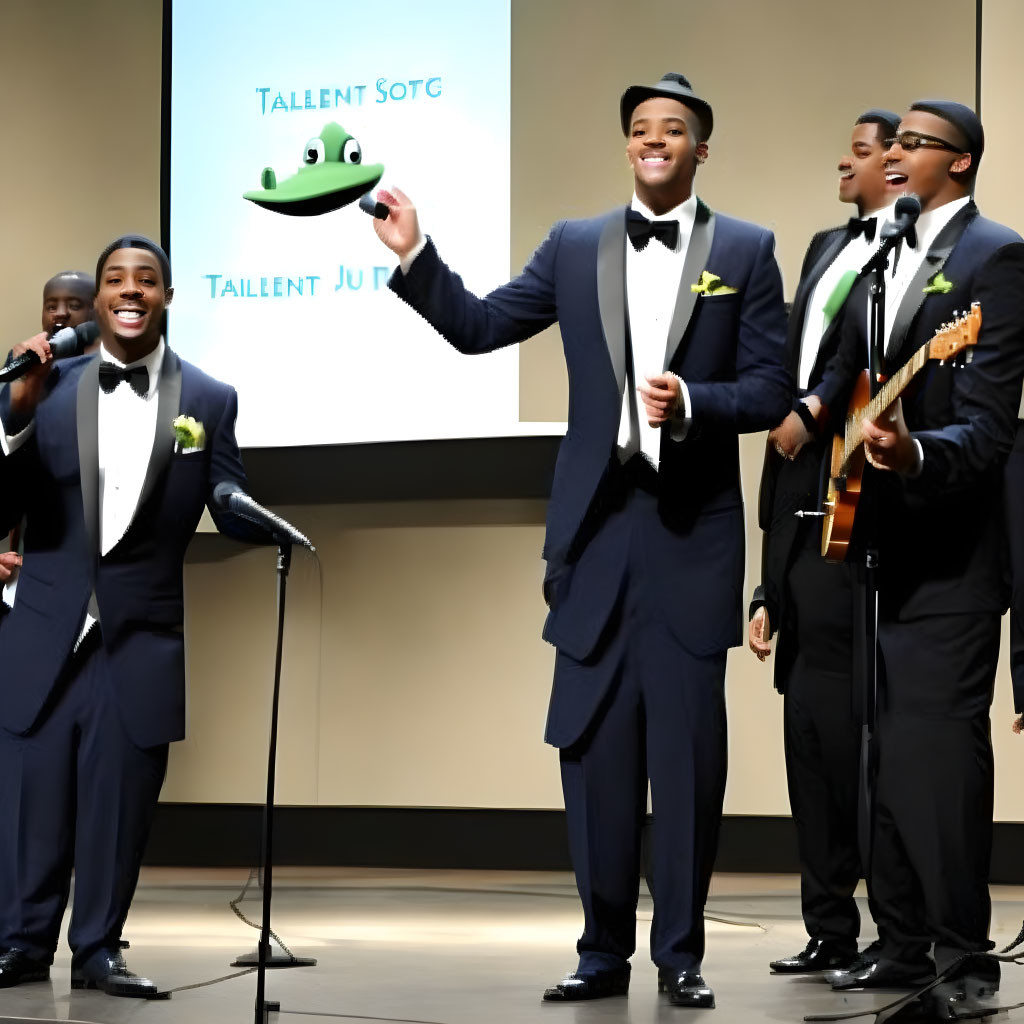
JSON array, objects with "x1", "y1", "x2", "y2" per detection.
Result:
[
  {"x1": 855, "y1": 108, "x2": 901, "y2": 146},
  {"x1": 96, "y1": 235, "x2": 171, "y2": 288},
  {"x1": 909, "y1": 99, "x2": 983, "y2": 181}
]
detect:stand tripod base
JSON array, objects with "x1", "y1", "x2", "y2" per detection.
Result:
[{"x1": 232, "y1": 937, "x2": 317, "y2": 969}]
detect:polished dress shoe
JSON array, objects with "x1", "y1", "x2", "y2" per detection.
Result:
[
  {"x1": 824, "y1": 939, "x2": 882, "y2": 984},
  {"x1": 542, "y1": 964, "x2": 630, "y2": 1001},
  {"x1": 658, "y1": 970, "x2": 715, "y2": 1008},
  {"x1": 830, "y1": 958, "x2": 934, "y2": 991},
  {"x1": 0, "y1": 948, "x2": 49, "y2": 987},
  {"x1": 71, "y1": 952, "x2": 165, "y2": 999},
  {"x1": 769, "y1": 938, "x2": 858, "y2": 974}
]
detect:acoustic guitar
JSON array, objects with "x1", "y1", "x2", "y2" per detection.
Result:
[{"x1": 820, "y1": 302, "x2": 981, "y2": 561}]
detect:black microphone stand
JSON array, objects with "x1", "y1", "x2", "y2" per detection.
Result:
[
  {"x1": 854, "y1": 220, "x2": 912, "y2": 894},
  {"x1": 248, "y1": 540, "x2": 316, "y2": 1024}
]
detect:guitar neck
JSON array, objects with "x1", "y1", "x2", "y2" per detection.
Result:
[{"x1": 838, "y1": 340, "x2": 931, "y2": 474}]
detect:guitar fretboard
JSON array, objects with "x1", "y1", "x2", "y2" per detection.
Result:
[{"x1": 838, "y1": 341, "x2": 931, "y2": 476}]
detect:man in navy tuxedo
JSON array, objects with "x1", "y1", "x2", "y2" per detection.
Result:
[
  {"x1": 813, "y1": 103, "x2": 1024, "y2": 1014},
  {"x1": 0, "y1": 236, "x2": 262, "y2": 996},
  {"x1": 748, "y1": 109, "x2": 898, "y2": 977},
  {"x1": 372, "y1": 73, "x2": 789, "y2": 1007}
]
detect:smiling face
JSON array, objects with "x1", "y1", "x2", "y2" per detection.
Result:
[
  {"x1": 41, "y1": 274, "x2": 95, "y2": 337},
  {"x1": 626, "y1": 96, "x2": 707, "y2": 214},
  {"x1": 94, "y1": 248, "x2": 173, "y2": 363},
  {"x1": 883, "y1": 110, "x2": 972, "y2": 211},
  {"x1": 837, "y1": 121, "x2": 890, "y2": 213}
]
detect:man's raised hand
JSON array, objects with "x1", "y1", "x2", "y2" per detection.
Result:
[
  {"x1": 7, "y1": 333, "x2": 53, "y2": 420},
  {"x1": 371, "y1": 187, "x2": 423, "y2": 261}
]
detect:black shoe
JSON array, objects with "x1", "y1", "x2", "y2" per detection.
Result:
[
  {"x1": 71, "y1": 952, "x2": 166, "y2": 999},
  {"x1": 659, "y1": 970, "x2": 715, "y2": 1008},
  {"x1": 830, "y1": 958, "x2": 934, "y2": 991},
  {"x1": 542, "y1": 964, "x2": 630, "y2": 1001},
  {"x1": 0, "y1": 948, "x2": 49, "y2": 988},
  {"x1": 824, "y1": 939, "x2": 882, "y2": 984},
  {"x1": 770, "y1": 938, "x2": 858, "y2": 974}
]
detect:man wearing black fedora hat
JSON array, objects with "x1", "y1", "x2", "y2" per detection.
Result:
[
  {"x1": 748, "y1": 108, "x2": 899, "y2": 979},
  {"x1": 371, "y1": 72, "x2": 789, "y2": 1008},
  {"x1": 811, "y1": 100, "x2": 1024, "y2": 1015}
]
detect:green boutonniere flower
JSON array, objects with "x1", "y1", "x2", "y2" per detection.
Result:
[
  {"x1": 173, "y1": 415, "x2": 206, "y2": 452},
  {"x1": 923, "y1": 271, "x2": 954, "y2": 295},
  {"x1": 691, "y1": 270, "x2": 738, "y2": 296}
]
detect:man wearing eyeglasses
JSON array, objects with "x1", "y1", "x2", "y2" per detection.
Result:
[
  {"x1": 814, "y1": 101, "x2": 1024, "y2": 1014},
  {"x1": 748, "y1": 109, "x2": 898, "y2": 979}
]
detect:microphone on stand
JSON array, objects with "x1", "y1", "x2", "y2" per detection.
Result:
[
  {"x1": 212, "y1": 482, "x2": 315, "y2": 552},
  {"x1": 880, "y1": 193, "x2": 921, "y2": 248},
  {"x1": 0, "y1": 321, "x2": 100, "y2": 383}
]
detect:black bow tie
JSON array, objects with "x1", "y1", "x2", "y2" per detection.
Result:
[
  {"x1": 847, "y1": 216, "x2": 877, "y2": 243},
  {"x1": 98, "y1": 361, "x2": 149, "y2": 398},
  {"x1": 626, "y1": 209, "x2": 680, "y2": 252}
]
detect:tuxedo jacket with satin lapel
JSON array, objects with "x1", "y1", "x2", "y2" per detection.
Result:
[
  {"x1": 816, "y1": 201, "x2": 1024, "y2": 621},
  {"x1": 391, "y1": 202, "x2": 789, "y2": 696},
  {"x1": 755, "y1": 223, "x2": 859, "y2": 691},
  {"x1": 0, "y1": 349, "x2": 260, "y2": 748}
]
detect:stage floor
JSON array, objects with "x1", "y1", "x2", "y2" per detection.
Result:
[{"x1": 1, "y1": 868, "x2": 1022, "y2": 1024}]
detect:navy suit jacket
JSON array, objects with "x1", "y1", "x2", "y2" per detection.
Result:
[
  {"x1": 817, "y1": 202, "x2": 1024, "y2": 621},
  {"x1": 392, "y1": 202, "x2": 788, "y2": 728},
  {"x1": 753, "y1": 223, "x2": 858, "y2": 691},
  {"x1": 0, "y1": 349, "x2": 261, "y2": 748}
]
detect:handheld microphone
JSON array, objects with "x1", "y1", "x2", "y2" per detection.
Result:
[
  {"x1": 358, "y1": 191, "x2": 390, "y2": 220},
  {"x1": 0, "y1": 321, "x2": 100, "y2": 383},
  {"x1": 212, "y1": 482, "x2": 315, "y2": 552}
]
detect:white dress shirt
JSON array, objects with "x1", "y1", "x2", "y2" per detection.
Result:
[
  {"x1": 617, "y1": 193, "x2": 696, "y2": 469},
  {"x1": 883, "y1": 195, "x2": 970, "y2": 353},
  {"x1": 797, "y1": 205, "x2": 893, "y2": 390},
  {"x1": 400, "y1": 196, "x2": 698, "y2": 471}
]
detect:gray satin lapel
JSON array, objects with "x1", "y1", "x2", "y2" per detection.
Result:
[
  {"x1": 886, "y1": 203, "x2": 977, "y2": 362},
  {"x1": 791, "y1": 231, "x2": 850, "y2": 346},
  {"x1": 664, "y1": 202, "x2": 716, "y2": 369},
  {"x1": 885, "y1": 248, "x2": 953, "y2": 361},
  {"x1": 133, "y1": 348, "x2": 182, "y2": 521},
  {"x1": 597, "y1": 210, "x2": 628, "y2": 397},
  {"x1": 76, "y1": 358, "x2": 100, "y2": 558}
]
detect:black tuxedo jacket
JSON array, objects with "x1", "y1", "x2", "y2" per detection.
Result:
[
  {"x1": 817, "y1": 202, "x2": 1024, "y2": 621},
  {"x1": 0, "y1": 349, "x2": 261, "y2": 748},
  {"x1": 754, "y1": 223, "x2": 860, "y2": 691},
  {"x1": 391, "y1": 202, "x2": 789, "y2": 744}
]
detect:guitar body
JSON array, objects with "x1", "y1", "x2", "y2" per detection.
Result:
[
  {"x1": 817, "y1": 303, "x2": 980, "y2": 564},
  {"x1": 821, "y1": 370, "x2": 870, "y2": 562}
]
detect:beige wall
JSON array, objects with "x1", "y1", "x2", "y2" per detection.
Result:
[{"x1": 5, "y1": 0, "x2": 1024, "y2": 821}]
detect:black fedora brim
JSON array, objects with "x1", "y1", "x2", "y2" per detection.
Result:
[{"x1": 620, "y1": 85, "x2": 713, "y2": 140}]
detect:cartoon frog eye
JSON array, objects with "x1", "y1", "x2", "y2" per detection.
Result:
[
  {"x1": 342, "y1": 137, "x2": 362, "y2": 164},
  {"x1": 303, "y1": 138, "x2": 326, "y2": 165}
]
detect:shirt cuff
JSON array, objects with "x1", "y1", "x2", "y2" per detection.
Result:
[
  {"x1": 399, "y1": 234, "x2": 428, "y2": 275},
  {"x1": 905, "y1": 437, "x2": 924, "y2": 477},
  {"x1": 668, "y1": 373, "x2": 691, "y2": 441},
  {"x1": 0, "y1": 417, "x2": 34, "y2": 456}
]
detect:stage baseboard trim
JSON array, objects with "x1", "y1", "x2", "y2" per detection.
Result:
[{"x1": 144, "y1": 805, "x2": 1024, "y2": 882}]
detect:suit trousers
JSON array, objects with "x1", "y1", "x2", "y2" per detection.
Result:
[
  {"x1": 871, "y1": 612, "x2": 999, "y2": 972},
  {"x1": 783, "y1": 538, "x2": 862, "y2": 946},
  {"x1": 0, "y1": 632, "x2": 168, "y2": 966},
  {"x1": 1006, "y1": 419, "x2": 1024, "y2": 711},
  {"x1": 557, "y1": 489, "x2": 728, "y2": 974}
]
